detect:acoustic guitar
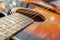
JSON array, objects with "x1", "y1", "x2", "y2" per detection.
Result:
[
  {"x1": 0, "y1": 0, "x2": 60, "y2": 40},
  {"x1": 11, "y1": 6, "x2": 60, "y2": 40}
]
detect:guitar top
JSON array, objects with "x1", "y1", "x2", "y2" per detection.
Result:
[{"x1": 0, "y1": 0, "x2": 60, "y2": 40}]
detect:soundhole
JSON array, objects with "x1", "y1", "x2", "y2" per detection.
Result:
[
  {"x1": 0, "y1": 12, "x2": 5, "y2": 18},
  {"x1": 15, "y1": 9, "x2": 45, "y2": 22}
]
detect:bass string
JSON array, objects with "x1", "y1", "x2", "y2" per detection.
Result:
[
  {"x1": 18, "y1": 9, "x2": 40, "y2": 19},
  {"x1": 18, "y1": 9, "x2": 34, "y2": 16}
]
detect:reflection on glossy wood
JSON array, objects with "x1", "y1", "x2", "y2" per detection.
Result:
[{"x1": 23, "y1": 0, "x2": 60, "y2": 14}]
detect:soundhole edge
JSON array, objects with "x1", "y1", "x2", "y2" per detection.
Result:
[{"x1": 13, "y1": 9, "x2": 46, "y2": 22}]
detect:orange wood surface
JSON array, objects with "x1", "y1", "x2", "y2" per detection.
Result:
[
  {"x1": 11, "y1": 0, "x2": 60, "y2": 40},
  {"x1": 0, "y1": 0, "x2": 60, "y2": 40},
  {"x1": 12, "y1": 7, "x2": 60, "y2": 40}
]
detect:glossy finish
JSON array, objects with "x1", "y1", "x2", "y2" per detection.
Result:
[
  {"x1": 0, "y1": 0, "x2": 60, "y2": 40},
  {"x1": 11, "y1": 0, "x2": 60, "y2": 40},
  {"x1": 12, "y1": 7, "x2": 60, "y2": 40}
]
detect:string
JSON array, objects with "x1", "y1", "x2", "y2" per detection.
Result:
[
  {"x1": 0, "y1": 9, "x2": 40, "y2": 38},
  {"x1": 0, "y1": 13, "x2": 33, "y2": 38},
  {"x1": 16, "y1": 9, "x2": 41, "y2": 19},
  {"x1": 0, "y1": 9, "x2": 41, "y2": 38}
]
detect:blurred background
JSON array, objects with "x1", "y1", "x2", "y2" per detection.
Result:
[
  {"x1": 0, "y1": 0, "x2": 60, "y2": 16},
  {"x1": 0, "y1": 0, "x2": 60, "y2": 7},
  {"x1": 0, "y1": 0, "x2": 56, "y2": 2}
]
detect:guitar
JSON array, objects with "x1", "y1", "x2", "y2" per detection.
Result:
[
  {"x1": 11, "y1": 7, "x2": 60, "y2": 40},
  {"x1": 0, "y1": 0, "x2": 60, "y2": 40}
]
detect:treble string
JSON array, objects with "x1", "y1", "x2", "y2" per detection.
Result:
[
  {"x1": 0, "y1": 13, "x2": 33, "y2": 38},
  {"x1": 18, "y1": 9, "x2": 34, "y2": 17},
  {"x1": 25, "y1": 10, "x2": 40, "y2": 19},
  {"x1": 25, "y1": 10, "x2": 39, "y2": 17}
]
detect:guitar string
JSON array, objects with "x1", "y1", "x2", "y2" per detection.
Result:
[
  {"x1": 17, "y1": 9, "x2": 41, "y2": 19},
  {"x1": 20, "y1": 9, "x2": 38, "y2": 17},
  {"x1": 26, "y1": 10, "x2": 41, "y2": 19},
  {"x1": 0, "y1": 13, "x2": 32, "y2": 37},
  {"x1": 3, "y1": 14, "x2": 27, "y2": 36},
  {"x1": 16, "y1": 9, "x2": 40, "y2": 18},
  {"x1": 5, "y1": 9, "x2": 42, "y2": 36},
  {"x1": 0, "y1": 15, "x2": 23, "y2": 37},
  {"x1": 0, "y1": 9, "x2": 40, "y2": 38},
  {"x1": 22, "y1": 10, "x2": 35, "y2": 17}
]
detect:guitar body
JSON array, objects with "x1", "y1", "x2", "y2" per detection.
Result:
[
  {"x1": 11, "y1": 6, "x2": 60, "y2": 40},
  {"x1": 24, "y1": 8, "x2": 60, "y2": 40},
  {"x1": 0, "y1": 0, "x2": 60, "y2": 40}
]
